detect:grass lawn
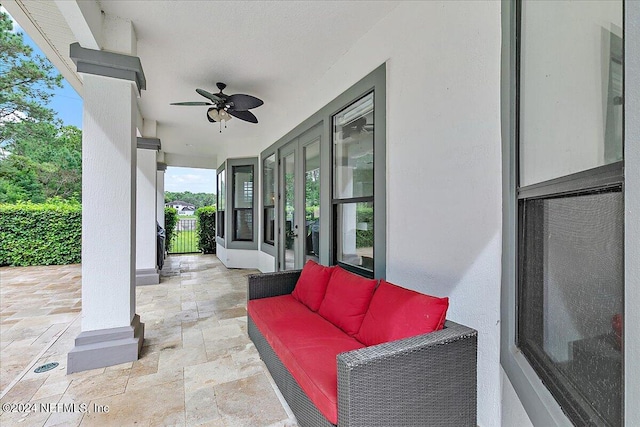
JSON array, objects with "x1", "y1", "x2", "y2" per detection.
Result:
[{"x1": 170, "y1": 229, "x2": 199, "y2": 253}]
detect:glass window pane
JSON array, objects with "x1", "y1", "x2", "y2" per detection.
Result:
[
  {"x1": 519, "y1": 0, "x2": 623, "y2": 186},
  {"x1": 217, "y1": 211, "x2": 225, "y2": 238},
  {"x1": 234, "y1": 210, "x2": 253, "y2": 241},
  {"x1": 305, "y1": 140, "x2": 320, "y2": 261},
  {"x1": 263, "y1": 154, "x2": 276, "y2": 207},
  {"x1": 336, "y1": 202, "x2": 373, "y2": 271},
  {"x1": 264, "y1": 207, "x2": 275, "y2": 245},
  {"x1": 283, "y1": 152, "x2": 295, "y2": 270},
  {"x1": 333, "y1": 93, "x2": 374, "y2": 199},
  {"x1": 233, "y1": 165, "x2": 253, "y2": 209},
  {"x1": 518, "y1": 190, "x2": 623, "y2": 426},
  {"x1": 218, "y1": 170, "x2": 225, "y2": 210}
]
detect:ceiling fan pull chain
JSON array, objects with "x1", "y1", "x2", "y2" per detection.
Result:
[{"x1": 219, "y1": 121, "x2": 222, "y2": 133}]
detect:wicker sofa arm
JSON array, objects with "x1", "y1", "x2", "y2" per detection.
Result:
[
  {"x1": 247, "y1": 270, "x2": 302, "y2": 301},
  {"x1": 336, "y1": 320, "x2": 478, "y2": 427}
]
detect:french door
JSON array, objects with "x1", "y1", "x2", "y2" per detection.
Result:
[{"x1": 278, "y1": 126, "x2": 322, "y2": 270}]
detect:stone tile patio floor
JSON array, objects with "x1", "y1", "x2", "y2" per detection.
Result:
[{"x1": 0, "y1": 255, "x2": 298, "y2": 426}]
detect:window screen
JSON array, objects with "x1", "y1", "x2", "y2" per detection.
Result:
[{"x1": 518, "y1": 189, "x2": 623, "y2": 426}]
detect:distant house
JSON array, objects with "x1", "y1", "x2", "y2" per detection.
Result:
[{"x1": 165, "y1": 200, "x2": 196, "y2": 216}]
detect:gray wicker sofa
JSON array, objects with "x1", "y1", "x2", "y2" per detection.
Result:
[{"x1": 247, "y1": 269, "x2": 478, "y2": 427}]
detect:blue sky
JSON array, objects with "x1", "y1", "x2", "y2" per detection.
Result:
[{"x1": 3, "y1": 6, "x2": 215, "y2": 194}]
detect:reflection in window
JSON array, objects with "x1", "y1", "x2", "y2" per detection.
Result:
[
  {"x1": 333, "y1": 92, "x2": 374, "y2": 273},
  {"x1": 263, "y1": 154, "x2": 276, "y2": 245},
  {"x1": 305, "y1": 140, "x2": 320, "y2": 262},
  {"x1": 336, "y1": 202, "x2": 373, "y2": 271},
  {"x1": 334, "y1": 94, "x2": 374, "y2": 199},
  {"x1": 283, "y1": 152, "x2": 295, "y2": 270},
  {"x1": 233, "y1": 165, "x2": 253, "y2": 241},
  {"x1": 519, "y1": 1, "x2": 623, "y2": 186},
  {"x1": 216, "y1": 169, "x2": 225, "y2": 239},
  {"x1": 517, "y1": 1, "x2": 624, "y2": 425}
]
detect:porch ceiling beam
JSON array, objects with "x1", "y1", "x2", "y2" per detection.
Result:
[{"x1": 54, "y1": 0, "x2": 102, "y2": 50}]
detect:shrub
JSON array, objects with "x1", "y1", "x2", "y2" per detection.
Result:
[
  {"x1": 196, "y1": 206, "x2": 216, "y2": 254},
  {"x1": 356, "y1": 205, "x2": 374, "y2": 248},
  {"x1": 0, "y1": 199, "x2": 82, "y2": 266},
  {"x1": 164, "y1": 206, "x2": 178, "y2": 253}
]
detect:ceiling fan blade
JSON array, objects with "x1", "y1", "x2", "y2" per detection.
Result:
[
  {"x1": 196, "y1": 88, "x2": 223, "y2": 103},
  {"x1": 227, "y1": 109, "x2": 258, "y2": 123},
  {"x1": 227, "y1": 94, "x2": 263, "y2": 111},
  {"x1": 170, "y1": 101, "x2": 213, "y2": 106}
]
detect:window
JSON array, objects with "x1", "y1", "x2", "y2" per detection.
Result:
[
  {"x1": 332, "y1": 92, "x2": 374, "y2": 275},
  {"x1": 216, "y1": 168, "x2": 225, "y2": 239},
  {"x1": 305, "y1": 140, "x2": 320, "y2": 262},
  {"x1": 232, "y1": 165, "x2": 254, "y2": 241},
  {"x1": 516, "y1": 1, "x2": 623, "y2": 425},
  {"x1": 263, "y1": 154, "x2": 276, "y2": 245}
]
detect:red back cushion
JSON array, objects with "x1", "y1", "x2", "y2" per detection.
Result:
[
  {"x1": 355, "y1": 280, "x2": 449, "y2": 346},
  {"x1": 291, "y1": 260, "x2": 334, "y2": 311},
  {"x1": 317, "y1": 266, "x2": 378, "y2": 335}
]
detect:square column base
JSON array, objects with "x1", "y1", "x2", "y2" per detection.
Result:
[
  {"x1": 67, "y1": 314, "x2": 144, "y2": 374},
  {"x1": 136, "y1": 268, "x2": 160, "y2": 286}
]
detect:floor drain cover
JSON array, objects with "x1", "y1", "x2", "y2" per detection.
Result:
[{"x1": 34, "y1": 362, "x2": 59, "y2": 373}]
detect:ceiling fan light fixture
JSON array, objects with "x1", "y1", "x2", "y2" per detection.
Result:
[
  {"x1": 207, "y1": 108, "x2": 220, "y2": 122},
  {"x1": 219, "y1": 109, "x2": 231, "y2": 121}
]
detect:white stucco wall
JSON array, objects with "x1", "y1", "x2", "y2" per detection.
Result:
[
  {"x1": 258, "y1": 250, "x2": 276, "y2": 273},
  {"x1": 217, "y1": 246, "x2": 260, "y2": 270},
  {"x1": 235, "y1": 2, "x2": 504, "y2": 424},
  {"x1": 320, "y1": 3, "x2": 502, "y2": 424}
]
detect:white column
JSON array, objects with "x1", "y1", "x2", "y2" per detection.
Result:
[
  {"x1": 66, "y1": 34, "x2": 146, "y2": 373},
  {"x1": 136, "y1": 148, "x2": 159, "y2": 285},
  {"x1": 82, "y1": 74, "x2": 136, "y2": 330},
  {"x1": 67, "y1": 73, "x2": 144, "y2": 373}
]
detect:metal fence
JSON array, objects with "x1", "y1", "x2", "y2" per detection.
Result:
[{"x1": 168, "y1": 218, "x2": 199, "y2": 254}]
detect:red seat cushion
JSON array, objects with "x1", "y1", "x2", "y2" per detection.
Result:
[
  {"x1": 248, "y1": 295, "x2": 364, "y2": 424},
  {"x1": 317, "y1": 266, "x2": 378, "y2": 336},
  {"x1": 291, "y1": 260, "x2": 335, "y2": 311},
  {"x1": 355, "y1": 280, "x2": 449, "y2": 346}
]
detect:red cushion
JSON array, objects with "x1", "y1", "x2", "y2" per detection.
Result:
[
  {"x1": 317, "y1": 266, "x2": 378, "y2": 336},
  {"x1": 291, "y1": 260, "x2": 335, "y2": 311},
  {"x1": 355, "y1": 280, "x2": 449, "y2": 346},
  {"x1": 248, "y1": 295, "x2": 364, "y2": 424}
]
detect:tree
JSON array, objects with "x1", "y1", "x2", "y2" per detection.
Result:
[
  {"x1": 0, "y1": 8, "x2": 63, "y2": 129},
  {"x1": 0, "y1": 8, "x2": 81, "y2": 203},
  {"x1": 164, "y1": 191, "x2": 215, "y2": 209}
]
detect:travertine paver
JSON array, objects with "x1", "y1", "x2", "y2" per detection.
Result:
[{"x1": 0, "y1": 255, "x2": 297, "y2": 426}]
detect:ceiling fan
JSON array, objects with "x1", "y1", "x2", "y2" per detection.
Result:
[{"x1": 170, "y1": 82, "x2": 263, "y2": 132}]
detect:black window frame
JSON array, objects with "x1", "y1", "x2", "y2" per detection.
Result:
[
  {"x1": 263, "y1": 153, "x2": 276, "y2": 246},
  {"x1": 216, "y1": 167, "x2": 225, "y2": 241},
  {"x1": 514, "y1": 0, "x2": 625, "y2": 424},
  {"x1": 331, "y1": 91, "x2": 375, "y2": 279},
  {"x1": 232, "y1": 164, "x2": 254, "y2": 242}
]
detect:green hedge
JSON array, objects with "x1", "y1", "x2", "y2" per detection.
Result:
[
  {"x1": 196, "y1": 206, "x2": 216, "y2": 254},
  {"x1": 0, "y1": 199, "x2": 82, "y2": 266},
  {"x1": 356, "y1": 206, "x2": 374, "y2": 248},
  {"x1": 164, "y1": 206, "x2": 178, "y2": 253}
]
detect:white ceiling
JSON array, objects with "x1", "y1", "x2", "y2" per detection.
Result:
[{"x1": 40, "y1": 1, "x2": 400, "y2": 167}]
